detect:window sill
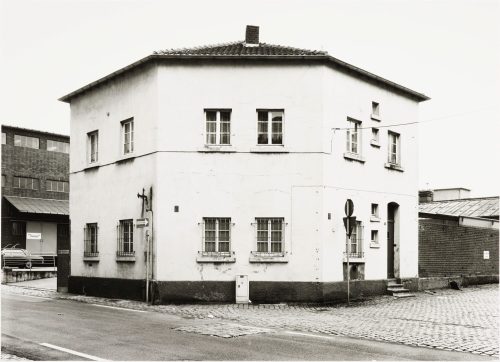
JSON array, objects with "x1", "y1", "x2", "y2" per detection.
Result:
[
  {"x1": 370, "y1": 216, "x2": 380, "y2": 222},
  {"x1": 197, "y1": 145, "x2": 236, "y2": 153},
  {"x1": 83, "y1": 255, "x2": 100, "y2": 262},
  {"x1": 343, "y1": 152, "x2": 365, "y2": 163},
  {"x1": 249, "y1": 252, "x2": 289, "y2": 263},
  {"x1": 250, "y1": 146, "x2": 288, "y2": 153},
  {"x1": 384, "y1": 163, "x2": 404, "y2": 172},
  {"x1": 371, "y1": 114, "x2": 381, "y2": 121},
  {"x1": 196, "y1": 251, "x2": 236, "y2": 263},
  {"x1": 84, "y1": 163, "x2": 100, "y2": 171},
  {"x1": 343, "y1": 257, "x2": 365, "y2": 263},
  {"x1": 116, "y1": 253, "x2": 136, "y2": 262},
  {"x1": 370, "y1": 140, "x2": 380, "y2": 148},
  {"x1": 369, "y1": 242, "x2": 381, "y2": 249},
  {"x1": 116, "y1": 154, "x2": 136, "y2": 164}
]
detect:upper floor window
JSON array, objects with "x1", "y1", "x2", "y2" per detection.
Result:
[
  {"x1": 346, "y1": 118, "x2": 361, "y2": 155},
  {"x1": 205, "y1": 110, "x2": 231, "y2": 145},
  {"x1": 2, "y1": 132, "x2": 6, "y2": 144},
  {"x1": 388, "y1": 131, "x2": 401, "y2": 165},
  {"x1": 84, "y1": 223, "x2": 99, "y2": 257},
  {"x1": 203, "y1": 218, "x2": 231, "y2": 254},
  {"x1": 117, "y1": 219, "x2": 134, "y2": 256},
  {"x1": 372, "y1": 102, "x2": 380, "y2": 116},
  {"x1": 46, "y1": 180, "x2": 69, "y2": 193},
  {"x1": 47, "y1": 140, "x2": 69, "y2": 153},
  {"x1": 122, "y1": 119, "x2": 134, "y2": 155},
  {"x1": 346, "y1": 221, "x2": 363, "y2": 258},
  {"x1": 371, "y1": 128, "x2": 379, "y2": 143},
  {"x1": 13, "y1": 176, "x2": 38, "y2": 190},
  {"x1": 371, "y1": 203, "x2": 379, "y2": 218},
  {"x1": 88, "y1": 131, "x2": 98, "y2": 163},
  {"x1": 14, "y1": 135, "x2": 39, "y2": 149},
  {"x1": 256, "y1": 218, "x2": 284, "y2": 253},
  {"x1": 257, "y1": 110, "x2": 283, "y2": 145}
]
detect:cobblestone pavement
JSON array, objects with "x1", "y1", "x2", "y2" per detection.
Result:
[
  {"x1": 2, "y1": 283, "x2": 498, "y2": 358},
  {"x1": 0, "y1": 352, "x2": 31, "y2": 361}
]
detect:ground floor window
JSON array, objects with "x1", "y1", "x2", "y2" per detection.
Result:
[
  {"x1": 346, "y1": 221, "x2": 363, "y2": 258},
  {"x1": 203, "y1": 218, "x2": 231, "y2": 254},
  {"x1": 117, "y1": 219, "x2": 134, "y2": 256},
  {"x1": 84, "y1": 223, "x2": 98, "y2": 257},
  {"x1": 255, "y1": 218, "x2": 284, "y2": 253}
]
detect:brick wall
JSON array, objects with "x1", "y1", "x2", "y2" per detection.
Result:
[{"x1": 419, "y1": 218, "x2": 499, "y2": 277}]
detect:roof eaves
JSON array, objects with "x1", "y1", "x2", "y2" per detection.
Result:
[{"x1": 1, "y1": 124, "x2": 70, "y2": 139}]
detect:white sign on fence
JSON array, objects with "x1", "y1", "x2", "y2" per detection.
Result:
[
  {"x1": 483, "y1": 251, "x2": 490, "y2": 260},
  {"x1": 27, "y1": 233, "x2": 42, "y2": 240}
]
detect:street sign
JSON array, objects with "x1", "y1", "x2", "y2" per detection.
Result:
[
  {"x1": 27, "y1": 233, "x2": 42, "y2": 240},
  {"x1": 343, "y1": 216, "x2": 357, "y2": 237},
  {"x1": 344, "y1": 199, "x2": 354, "y2": 216},
  {"x1": 136, "y1": 218, "x2": 149, "y2": 228}
]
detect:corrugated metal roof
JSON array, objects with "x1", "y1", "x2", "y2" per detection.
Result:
[
  {"x1": 419, "y1": 197, "x2": 499, "y2": 218},
  {"x1": 4, "y1": 196, "x2": 69, "y2": 215}
]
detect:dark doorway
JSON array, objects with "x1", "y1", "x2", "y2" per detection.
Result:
[
  {"x1": 387, "y1": 202, "x2": 399, "y2": 279},
  {"x1": 57, "y1": 223, "x2": 70, "y2": 293}
]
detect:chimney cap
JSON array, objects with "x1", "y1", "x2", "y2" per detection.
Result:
[{"x1": 245, "y1": 25, "x2": 259, "y2": 45}]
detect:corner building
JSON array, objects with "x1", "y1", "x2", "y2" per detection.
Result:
[{"x1": 60, "y1": 26, "x2": 429, "y2": 303}]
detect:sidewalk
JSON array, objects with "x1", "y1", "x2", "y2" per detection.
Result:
[
  {"x1": 7, "y1": 276, "x2": 56, "y2": 290},
  {"x1": 2, "y1": 281, "x2": 498, "y2": 358}
]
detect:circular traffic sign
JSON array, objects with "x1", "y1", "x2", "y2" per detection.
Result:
[{"x1": 345, "y1": 199, "x2": 354, "y2": 216}]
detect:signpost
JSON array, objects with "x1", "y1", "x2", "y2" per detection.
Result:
[
  {"x1": 343, "y1": 199, "x2": 355, "y2": 306},
  {"x1": 136, "y1": 218, "x2": 149, "y2": 228}
]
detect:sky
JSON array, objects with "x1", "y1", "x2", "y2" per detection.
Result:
[{"x1": 1, "y1": 0, "x2": 499, "y2": 197}]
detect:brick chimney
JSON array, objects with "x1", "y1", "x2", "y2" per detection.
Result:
[
  {"x1": 245, "y1": 25, "x2": 259, "y2": 45},
  {"x1": 419, "y1": 190, "x2": 434, "y2": 203}
]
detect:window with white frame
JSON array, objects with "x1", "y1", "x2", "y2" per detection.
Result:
[
  {"x1": 117, "y1": 219, "x2": 134, "y2": 256},
  {"x1": 205, "y1": 110, "x2": 231, "y2": 145},
  {"x1": 372, "y1": 102, "x2": 380, "y2": 116},
  {"x1": 46, "y1": 180, "x2": 69, "y2": 193},
  {"x1": 84, "y1": 223, "x2": 98, "y2": 257},
  {"x1": 346, "y1": 221, "x2": 363, "y2": 258},
  {"x1": 203, "y1": 218, "x2": 231, "y2": 253},
  {"x1": 122, "y1": 119, "x2": 134, "y2": 155},
  {"x1": 256, "y1": 218, "x2": 284, "y2": 253},
  {"x1": 371, "y1": 230, "x2": 379, "y2": 244},
  {"x1": 371, "y1": 128, "x2": 379, "y2": 143},
  {"x1": 47, "y1": 140, "x2": 69, "y2": 153},
  {"x1": 257, "y1": 110, "x2": 283, "y2": 145},
  {"x1": 371, "y1": 203, "x2": 379, "y2": 218},
  {"x1": 88, "y1": 131, "x2": 98, "y2": 163},
  {"x1": 14, "y1": 135, "x2": 39, "y2": 149},
  {"x1": 346, "y1": 118, "x2": 361, "y2": 154},
  {"x1": 13, "y1": 176, "x2": 38, "y2": 190},
  {"x1": 388, "y1": 131, "x2": 401, "y2": 165}
]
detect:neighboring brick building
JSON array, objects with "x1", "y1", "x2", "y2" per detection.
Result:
[
  {"x1": 418, "y1": 189, "x2": 499, "y2": 279},
  {"x1": 1, "y1": 125, "x2": 70, "y2": 261}
]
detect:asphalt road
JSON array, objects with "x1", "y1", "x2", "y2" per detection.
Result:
[{"x1": 1, "y1": 292, "x2": 494, "y2": 361}]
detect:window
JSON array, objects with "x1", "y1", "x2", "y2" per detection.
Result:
[
  {"x1": 88, "y1": 131, "x2": 98, "y2": 163},
  {"x1": 14, "y1": 135, "x2": 39, "y2": 149},
  {"x1": 257, "y1": 110, "x2": 283, "y2": 145},
  {"x1": 117, "y1": 219, "x2": 134, "y2": 256},
  {"x1": 388, "y1": 131, "x2": 401, "y2": 165},
  {"x1": 371, "y1": 128, "x2": 379, "y2": 143},
  {"x1": 371, "y1": 230, "x2": 379, "y2": 244},
  {"x1": 372, "y1": 102, "x2": 380, "y2": 116},
  {"x1": 46, "y1": 180, "x2": 69, "y2": 193},
  {"x1": 256, "y1": 218, "x2": 284, "y2": 253},
  {"x1": 203, "y1": 218, "x2": 231, "y2": 253},
  {"x1": 84, "y1": 223, "x2": 98, "y2": 257},
  {"x1": 346, "y1": 118, "x2": 361, "y2": 154},
  {"x1": 122, "y1": 119, "x2": 134, "y2": 155},
  {"x1": 13, "y1": 176, "x2": 38, "y2": 190},
  {"x1": 12, "y1": 221, "x2": 26, "y2": 236},
  {"x1": 47, "y1": 140, "x2": 69, "y2": 153},
  {"x1": 2, "y1": 132, "x2": 6, "y2": 144},
  {"x1": 1, "y1": 175, "x2": 5, "y2": 187},
  {"x1": 346, "y1": 221, "x2": 363, "y2": 258},
  {"x1": 205, "y1": 110, "x2": 231, "y2": 145},
  {"x1": 371, "y1": 203, "x2": 379, "y2": 217}
]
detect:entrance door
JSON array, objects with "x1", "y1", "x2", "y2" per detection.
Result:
[
  {"x1": 387, "y1": 202, "x2": 399, "y2": 279},
  {"x1": 57, "y1": 223, "x2": 70, "y2": 293},
  {"x1": 387, "y1": 215, "x2": 395, "y2": 278}
]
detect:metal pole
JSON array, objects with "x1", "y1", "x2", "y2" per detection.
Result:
[
  {"x1": 146, "y1": 232, "x2": 150, "y2": 303},
  {"x1": 346, "y1": 218, "x2": 350, "y2": 306}
]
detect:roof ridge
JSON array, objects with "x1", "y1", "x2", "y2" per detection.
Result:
[
  {"x1": 427, "y1": 196, "x2": 499, "y2": 203},
  {"x1": 259, "y1": 42, "x2": 328, "y2": 55},
  {"x1": 153, "y1": 40, "x2": 244, "y2": 55}
]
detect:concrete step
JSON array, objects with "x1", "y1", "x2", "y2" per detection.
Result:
[
  {"x1": 387, "y1": 286, "x2": 407, "y2": 292},
  {"x1": 393, "y1": 292, "x2": 415, "y2": 298}
]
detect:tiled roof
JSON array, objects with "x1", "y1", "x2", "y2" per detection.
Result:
[
  {"x1": 4, "y1": 196, "x2": 69, "y2": 216},
  {"x1": 153, "y1": 41, "x2": 327, "y2": 57},
  {"x1": 419, "y1": 197, "x2": 499, "y2": 219}
]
